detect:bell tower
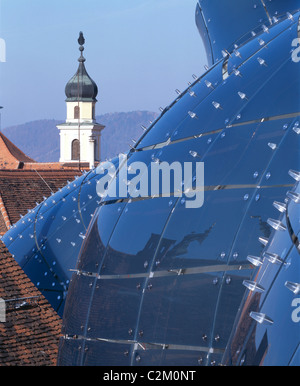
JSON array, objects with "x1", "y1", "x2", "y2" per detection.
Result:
[{"x1": 57, "y1": 32, "x2": 105, "y2": 169}]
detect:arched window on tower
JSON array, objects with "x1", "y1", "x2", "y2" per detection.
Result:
[
  {"x1": 71, "y1": 139, "x2": 80, "y2": 160},
  {"x1": 74, "y1": 106, "x2": 80, "y2": 120}
]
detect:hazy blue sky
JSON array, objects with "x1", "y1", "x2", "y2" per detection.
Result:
[{"x1": 0, "y1": 0, "x2": 207, "y2": 128}]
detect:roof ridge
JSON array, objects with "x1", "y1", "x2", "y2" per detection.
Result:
[
  {"x1": 0, "y1": 132, "x2": 35, "y2": 164},
  {"x1": 0, "y1": 192, "x2": 11, "y2": 231}
]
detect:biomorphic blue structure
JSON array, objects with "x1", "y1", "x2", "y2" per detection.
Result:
[
  {"x1": 56, "y1": 0, "x2": 300, "y2": 366},
  {"x1": 54, "y1": 0, "x2": 300, "y2": 366}
]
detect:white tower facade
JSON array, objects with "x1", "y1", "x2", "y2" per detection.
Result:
[{"x1": 57, "y1": 32, "x2": 105, "y2": 169}]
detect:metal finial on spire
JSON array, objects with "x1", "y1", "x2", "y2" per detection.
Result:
[
  {"x1": 78, "y1": 32, "x2": 86, "y2": 62},
  {"x1": 78, "y1": 31, "x2": 85, "y2": 47}
]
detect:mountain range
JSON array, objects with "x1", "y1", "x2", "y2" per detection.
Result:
[{"x1": 2, "y1": 111, "x2": 158, "y2": 163}]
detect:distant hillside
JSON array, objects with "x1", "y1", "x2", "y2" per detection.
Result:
[{"x1": 2, "y1": 111, "x2": 158, "y2": 163}]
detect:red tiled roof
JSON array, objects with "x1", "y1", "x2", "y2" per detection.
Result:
[
  {"x1": 0, "y1": 169, "x2": 82, "y2": 231},
  {"x1": 0, "y1": 241, "x2": 62, "y2": 365},
  {"x1": 0, "y1": 132, "x2": 35, "y2": 169}
]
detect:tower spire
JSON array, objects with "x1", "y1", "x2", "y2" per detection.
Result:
[{"x1": 57, "y1": 32, "x2": 105, "y2": 169}]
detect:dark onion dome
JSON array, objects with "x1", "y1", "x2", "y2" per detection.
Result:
[{"x1": 65, "y1": 32, "x2": 98, "y2": 102}]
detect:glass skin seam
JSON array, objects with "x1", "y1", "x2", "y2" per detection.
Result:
[
  {"x1": 62, "y1": 334, "x2": 226, "y2": 355},
  {"x1": 99, "y1": 184, "x2": 295, "y2": 207},
  {"x1": 288, "y1": 343, "x2": 300, "y2": 365},
  {"x1": 71, "y1": 263, "x2": 254, "y2": 281},
  {"x1": 136, "y1": 111, "x2": 300, "y2": 154},
  {"x1": 260, "y1": 0, "x2": 273, "y2": 24}
]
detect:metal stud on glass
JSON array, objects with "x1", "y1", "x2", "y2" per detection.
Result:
[
  {"x1": 247, "y1": 255, "x2": 263, "y2": 266},
  {"x1": 273, "y1": 201, "x2": 286, "y2": 212},
  {"x1": 188, "y1": 111, "x2": 197, "y2": 119},
  {"x1": 287, "y1": 191, "x2": 300, "y2": 203},
  {"x1": 264, "y1": 252, "x2": 283, "y2": 265},
  {"x1": 267, "y1": 218, "x2": 287, "y2": 231},
  {"x1": 258, "y1": 236, "x2": 268, "y2": 246},
  {"x1": 288, "y1": 170, "x2": 300, "y2": 181},
  {"x1": 285, "y1": 281, "x2": 300, "y2": 294},
  {"x1": 250, "y1": 312, "x2": 273, "y2": 325},
  {"x1": 243, "y1": 280, "x2": 265, "y2": 293},
  {"x1": 212, "y1": 101, "x2": 222, "y2": 110}
]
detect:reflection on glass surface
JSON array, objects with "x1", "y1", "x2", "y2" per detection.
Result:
[{"x1": 57, "y1": 5, "x2": 300, "y2": 365}]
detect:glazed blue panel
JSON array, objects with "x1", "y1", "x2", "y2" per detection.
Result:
[
  {"x1": 154, "y1": 188, "x2": 257, "y2": 272},
  {"x1": 57, "y1": 338, "x2": 84, "y2": 366},
  {"x1": 202, "y1": 120, "x2": 293, "y2": 187},
  {"x1": 22, "y1": 249, "x2": 66, "y2": 313},
  {"x1": 100, "y1": 149, "x2": 156, "y2": 202},
  {"x1": 34, "y1": 197, "x2": 85, "y2": 278},
  {"x1": 6, "y1": 221, "x2": 36, "y2": 267},
  {"x1": 76, "y1": 202, "x2": 126, "y2": 273},
  {"x1": 81, "y1": 340, "x2": 132, "y2": 366},
  {"x1": 212, "y1": 270, "x2": 254, "y2": 351},
  {"x1": 1, "y1": 206, "x2": 39, "y2": 249},
  {"x1": 99, "y1": 198, "x2": 175, "y2": 275},
  {"x1": 226, "y1": 186, "x2": 291, "y2": 267},
  {"x1": 136, "y1": 273, "x2": 222, "y2": 347},
  {"x1": 86, "y1": 278, "x2": 144, "y2": 341},
  {"x1": 261, "y1": 124, "x2": 300, "y2": 187},
  {"x1": 133, "y1": 348, "x2": 220, "y2": 366},
  {"x1": 61, "y1": 274, "x2": 95, "y2": 336}
]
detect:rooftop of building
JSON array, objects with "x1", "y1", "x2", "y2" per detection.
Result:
[{"x1": 0, "y1": 241, "x2": 62, "y2": 365}]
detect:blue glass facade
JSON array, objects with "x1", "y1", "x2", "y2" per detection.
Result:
[{"x1": 57, "y1": 3, "x2": 300, "y2": 366}]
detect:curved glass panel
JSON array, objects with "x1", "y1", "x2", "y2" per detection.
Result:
[{"x1": 54, "y1": 5, "x2": 300, "y2": 365}]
